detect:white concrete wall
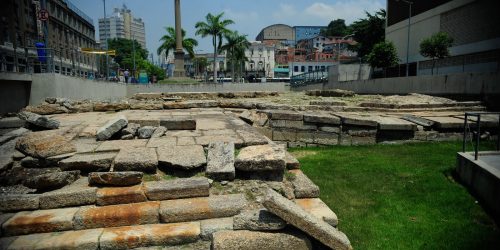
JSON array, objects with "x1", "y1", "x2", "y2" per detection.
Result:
[{"x1": 29, "y1": 74, "x2": 127, "y2": 104}]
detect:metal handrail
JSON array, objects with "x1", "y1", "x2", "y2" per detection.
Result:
[{"x1": 462, "y1": 112, "x2": 500, "y2": 160}]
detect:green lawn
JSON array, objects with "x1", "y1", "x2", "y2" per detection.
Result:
[{"x1": 289, "y1": 142, "x2": 499, "y2": 250}]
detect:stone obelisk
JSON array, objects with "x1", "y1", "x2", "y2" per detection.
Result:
[{"x1": 173, "y1": 0, "x2": 185, "y2": 77}]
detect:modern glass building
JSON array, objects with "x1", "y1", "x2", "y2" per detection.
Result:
[{"x1": 294, "y1": 26, "x2": 326, "y2": 43}]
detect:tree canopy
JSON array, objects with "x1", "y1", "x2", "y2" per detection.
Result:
[
  {"x1": 157, "y1": 27, "x2": 198, "y2": 58},
  {"x1": 321, "y1": 19, "x2": 349, "y2": 37},
  {"x1": 348, "y1": 9, "x2": 386, "y2": 59},
  {"x1": 195, "y1": 12, "x2": 234, "y2": 82},
  {"x1": 419, "y1": 32, "x2": 454, "y2": 60},
  {"x1": 366, "y1": 41, "x2": 399, "y2": 72},
  {"x1": 221, "y1": 31, "x2": 251, "y2": 82}
]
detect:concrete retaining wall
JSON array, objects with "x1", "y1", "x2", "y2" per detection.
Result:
[
  {"x1": 29, "y1": 74, "x2": 127, "y2": 105},
  {"x1": 126, "y1": 82, "x2": 289, "y2": 97}
]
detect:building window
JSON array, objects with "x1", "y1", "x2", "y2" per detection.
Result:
[
  {"x1": 301, "y1": 66, "x2": 305, "y2": 72},
  {"x1": 294, "y1": 66, "x2": 298, "y2": 72},
  {"x1": 308, "y1": 66, "x2": 313, "y2": 72}
]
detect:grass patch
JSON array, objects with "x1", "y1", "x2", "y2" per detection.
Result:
[{"x1": 290, "y1": 141, "x2": 499, "y2": 250}]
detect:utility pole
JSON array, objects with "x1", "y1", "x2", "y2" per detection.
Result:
[
  {"x1": 103, "y1": 0, "x2": 109, "y2": 80},
  {"x1": 397, "y1": 0, "x2": 413, "y2": 77}
]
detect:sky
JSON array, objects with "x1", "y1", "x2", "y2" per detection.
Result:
[{"x1": 70, "y1": 0, "x2": 386, "y2": 57}]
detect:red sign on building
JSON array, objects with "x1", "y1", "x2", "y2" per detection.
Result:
[{"x1": 38, "y1": 9, "x2": 49, "y2": 21}]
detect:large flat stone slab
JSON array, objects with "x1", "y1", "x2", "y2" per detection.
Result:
[
  {"x1": 113, "y1": 147, "x2": 158, "y2": 173},
  {"x1": 285, "y1": 151, "x2": 300, "y2": 169},
  {"x1": 266, "y1": 110, "x2": 303, "y2": 121},
  {"x1": 59, "y1": 151, "x2": 117, "y2": 172},
  {"x1": 206, "y1": 142, "x2": 235, "y2": 181},
  {"x1": 73, "y1": 201, "x2": 160, "y2": 230},
  {"x1": 144, "y1": 177, "x2": 209, "y2": 201},
  {"x1": 295, "y1": 198, "x2": 338, "y2": 227},
  {"x1": 212, "y1": 230, "x2": 312, "y2": 250},
  {"x1": 289, "y1": 170, "x2": 320, "y2": 198},
  {"x1": 96, "y1": 185, "x2": 147, "y2": 206},
  {"x1": 0, "y1": 195, "x2": 39, "y2": 212},
  {"x1": 263, "y1": 189, "x2": 352, "y2": 250},
  {"x1": 235, "y1": 144, "x2": 286, "y2": 172},
  {"x1": 200, "y1": 217, "x2": 233, "y2": 240},
  {"x1": 6, "y1": 228, "x2": 103, "y2": 250},
  {"x1": 157, "y1": 145, "x2": 206, "y2": 170},
  {"x1": 99, "y1": 222, "x2": 200, "y2": 250},
  {"x1": 424, "y1": 116, "x2": 466, "y2": 130},
  {"x1": 18, "y1": 111, "x2": 59, "y2": 129},
  {"x1": 2, "y1": 207, "x2": 79, "y2": 236},
  {"x1": 233, "y1": 209, "x2": 286, "y2": 231},
  {"x1": 88, "y1": 171, "x2": 143, "y2": 186},
  {"x1": 95, "y1": 139, "x2": 148, "y2": 151},
  {"x1": 334, "y1": 113, "x2": 378, "y2": 127},
  {"x1": 15, "y1": 131, "x2": 76, "y2": 159},
  {"x1": 160, "y1": 117, "x2": 196, "y2": 130},
  {"x1": 96, "y1": 115, "x2": 128, "y2": 141},
  {"x1": 159, "y1": 194, "x2": 245, "y2": 223},
  {"x1": 373, "y1": 116, "x2": 417, "y2": 131},
  {"x1": 39, "y1": 177, "x2": 97, "y2": 209},
  {"x1": 303, "y1": 113, "x2": 341, "y2": 125}
]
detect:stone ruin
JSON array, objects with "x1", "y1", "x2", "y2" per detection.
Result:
[{"x1": 0, "y1": 91, "x2": 497, "y2": 249}]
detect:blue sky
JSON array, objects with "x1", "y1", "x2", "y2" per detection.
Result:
[{"x1": 70, "y1": 0, "x2": 386, "y2": 56}]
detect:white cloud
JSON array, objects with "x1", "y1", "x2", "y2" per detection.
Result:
[
  {"x1": 272, "y1": 3, "x2": 298, "y2": 20},
  {"x1": 305, "y1": 1, "x2": 385, "y2": 24}
]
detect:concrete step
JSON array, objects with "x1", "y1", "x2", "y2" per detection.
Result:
[
  {"x1": 160, "y1": 194, "x2": 246, "y2": 223},
  {"x1": 1, "y1": 222, "x2": 201, "y2": 250},
  {"x1": 2, "y1": 207, "x2": 79, "y2": 236},
  {"x1": 96, "y1": 185, "x2": 147, "y2": 206},
  {"x1": 73, "y1": 201, "x2": 160, "y2": 230}
]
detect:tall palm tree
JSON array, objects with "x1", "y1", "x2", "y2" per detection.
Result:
[
  {"x1": 157, "y1": 27, "x2": 198, "y2": 59},
  {"x1": 195, "y1": 13, "x2": 234, "y2": 83},
  {"x1": 221, "y1": 31, "x2": 250, "y2": 83}
]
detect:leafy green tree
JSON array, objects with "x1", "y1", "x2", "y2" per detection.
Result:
[
  {"x1": 107, "y1": 38, "x2": 148, "y2": 68},
  {"x1": 419, "y1": 32, "x2": 454, "y2": 74},
  {"x1": 195, "y1": 12, "x2": 234, "y2": 83},
  {"x1": 221, "y1": 31, "x2": 250, "y2": 82},
  {"x1": 157, "y1": 27, "x2": 198, "y2": 58},
  {"x1": 349, "y1": 9, "x2": 386, "y2": 59},
  {"x1": 366, "y1": 41, "x2": 399, "y2": 77},
  {"x1": 321, "y1": 19, "x2": 349, "y2": 37}
]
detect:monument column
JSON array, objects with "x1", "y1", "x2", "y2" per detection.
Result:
[{"x1": 173, "y1": 0, "x2": 185, "y2": 77}]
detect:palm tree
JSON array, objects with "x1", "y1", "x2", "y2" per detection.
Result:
[
  {"x1": 195, "y1": 13, "x2": 234, "y2": 83},
  {"x1": 157, "y1": 27, "x2": 198, "y2": 59},
  {"x1": 221, "y1": 31, "x2": 250, "y2": 82}
]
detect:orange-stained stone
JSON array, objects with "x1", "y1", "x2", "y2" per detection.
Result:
[
  {"x1": 2, "y1": 207, "x2": 79, "y2": 236},
  {"x1": 96, "y1": 185, "x2": 146, "y2": 206},
  {"x1": 295, "y1": 198, "x2": 338, "y2": 227}
]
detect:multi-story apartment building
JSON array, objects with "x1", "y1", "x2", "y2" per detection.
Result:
[
  {"x1": 99, "y1": 5, "x2": 146, "y2": 49},
  {"x1": 0, "y1": 0, "x2": 97, "y2": 76}
]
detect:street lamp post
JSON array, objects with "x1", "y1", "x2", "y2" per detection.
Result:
[{"x1": 398, "y1": 0, "x2": 413, "y2": 76}]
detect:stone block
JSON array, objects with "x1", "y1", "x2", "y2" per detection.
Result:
[
  {"x1": 96, "y1": 185, "x2": 147, "y2": 206},
  {"x1": 128, "y1": 119, "x2": 160, "y2": 127},
  {"x1": 314, "y1": 132, "x2": 339, "y2": 145},
  {"x1": 272, "y1": 129, "x2": 296, "y2": 142},
  {"x1": 206, "y1": 142, "x2": 235, "y2": 181},
  {"x1": 95, "y1": 139, "x2": 148, "y2": 151},
  {"x1": 73, "y1": 201, "x2": 160, "y2": 230},
  {"x1": 212, "y1": 230, "x2": 312, "y2": 250},
  {"x1": 0, "y1": 117, "x2": 26, "y2": 128},
  {"x1": 267, "y1": 111, "x2": 303, "y2": 121},
  {"x1": 18, "y1": 111, "x2": 59, "y2": 130},
  {"x1": 200, "y1": 217, "x2": 233, "y2": 240},
  {"x1": 289, "y1": 170, "x2": 320, "y2": 198},
  {"x1": 303, "y1": 114, "x2": 341, "y2": 125},
  {"x1": 137, "y1": 126, "x2": 156, "y2": 139},
  {"x1": 296, "y1": 131, "x2": 315, "y2": 143},
  {"x1": 88, "y1": 171, "x2": 143, "y2": 186},
  {"x1": 285, "y1": 151, "x2": 300, "y2": 169},
  {"x1": 295, "y1": 198, "x2": 338, "y2": 227},
  {"x1": 15, "y1": 131, "x2": 76, "y2": 159},
  {"x1": 157, "y1": 145, "x2": 206, "y2": 170},
  {"x1": 233, "y1": 209, "x2": 286, "y2": 231},
  {"x1": 93, "y1": 102, "x2": 130, "y2": 112},
  {"x1": 114, "y1": 147, "x2": 158, "y2": 173},
  {"x1": 177, "y1": 136, "x2": 196, "y2": 146},
  {"x1": 159, "y1": 194, "x2": 245, "y2": 223},
  {"x1": 6, "y1": 228, "x2": 103, "y2": 250},
  {"x1": 237, "y1": 130, "x2": 269, "y2": 146},
  {"x1": 39, "y1": 178, "x2": 97, "y2": 209},
  {"x1": 147, "y1": 137, "x2": 177, "y2": 148},
  {"x1": 235, "y1": 144, "x2": 286, "y2": 172},
  {"x1": 160, "y1": 118, "x2": 196, "y2": 130},
  {"x1": 144, "y1": 177, "x2": 210, "y2": 201},
  {"x1": 2, "y1": 207, "x2": 79, "y2": 236},
  {"x1": 0, "y1": 195, "x2": 39, "y2": 212},
  {"x1": 59, "y1": 151, "x2": 117, "y2": 172},
  {"x1": 99, "y1": 222, "x2": 200, "y2": 249},
  {"x1": 270, "y1": 120, "x2": 316, "y2": 130},
  {"x1": 151, "y1": 126, "x2": 167, "y2": 138},
  {"x1": 263, "y1": 189, "x2": 352, "y2": 250},
  {"x1": 96, "y1": 115, "x2": 128, "y2": 141},
  {"x1": 23, "y1": 170, "x2": 80, "y2": 191},
  {"x1": 319, "y1": 126, "x2": 341, "y2": 133}
]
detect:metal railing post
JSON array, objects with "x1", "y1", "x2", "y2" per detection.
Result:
[
  {"x1": 475, "y1": 116, "x2": 480, "y2": 160},
  {"x1": 463, "y1": 113, "x2": 468, "y2": 152}
]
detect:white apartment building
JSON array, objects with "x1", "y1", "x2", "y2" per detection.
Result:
[
  {"x1": 244, "y1": 41, "x2": 275, "y2": 78},
  {"x1": 98, "y1": 5, "x2": 146, "y2": 49}
]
